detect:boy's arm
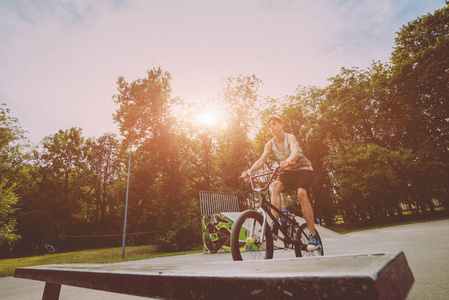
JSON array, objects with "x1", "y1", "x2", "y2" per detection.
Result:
[
  {"x1": 280, "y1": 134, "x2": 300, "y2": 168},
  {"x1": 241, "y1": 141, "x2": 272, "y2": 178}
]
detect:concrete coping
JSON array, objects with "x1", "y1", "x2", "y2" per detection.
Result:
[{"x1": 14, "y1": 251, "x2": 414, "y2": 300}]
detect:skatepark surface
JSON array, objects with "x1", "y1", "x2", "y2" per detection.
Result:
[{"x1": 1, "y1": 219, "x2": 448, "y2": 299}]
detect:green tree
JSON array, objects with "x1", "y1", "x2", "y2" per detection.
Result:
[
  {"x1": 321, "y1": 65, "x2": 392, "y2": 147},
  {"x1": 84, "y1": 133, "x2": 122, "y2": 230},
  {"x1": 113, "y1": 67, "x2": 201, "y2": 250},
  {"x1": 0, "y1": 103, "x2": 27, "y2": 254},
  {"x1": 391, "y1": 3, "x2": 449, "y2": 210},
  {"x1": 282, "y1": 86, "x2": 335, "y2": 224},
  {"x1": 391, "y1": 3, "x2": 449, "y2": 151},
  {"x1": 218, "y1": 74, "x2": 262, "y2": 208},
  {"x1": 329, "y1": 142, "x2": 413, "y2": 224},
  {"x1": 0, "y1": 181, "x2": 20, "y2": 253},
  {"x1": 39, "y1": 128, "x2": 87, "y2": 235},
  {"x1": 176, "y1": 106, "x2": 223, "y2": 191}
]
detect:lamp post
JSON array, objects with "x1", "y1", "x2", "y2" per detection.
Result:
[
  {"x1": 121, "y1": 108, "x2": 150, "y2": 259},
  {"x1": 121, "y1": 137, "x2": 132, "y2": 259}
]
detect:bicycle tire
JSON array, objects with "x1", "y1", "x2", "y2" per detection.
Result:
[
  {"x1": 230, "y1": 210, "x2": 274, "y2": 261},
  {"x1": 294, "y1": 223, "x2": 324, "y2": 257}
]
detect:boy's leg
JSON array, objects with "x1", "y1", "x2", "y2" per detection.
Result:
[
  {"x1": 298, "y1": 188, "x2": 321, "y2": 250},
  {"x1": 271, "y1": 180, "x2": 284, "y2": 221},
  {"x1": 297, "y1": 188, "x2": 317, "y2": 234},
  {"x1": 296, "y1": 170, "x2": 316, "y2": 234}
]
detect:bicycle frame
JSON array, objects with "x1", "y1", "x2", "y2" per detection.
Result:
[
  {"x1": 245, "y1": 165, "x2": 300, "y2": 245},
  {"x1": 257, "y1": 191, "x2": 299, "y2": 244}
]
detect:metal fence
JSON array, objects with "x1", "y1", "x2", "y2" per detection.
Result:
[{"x1": 199, "y1": 191, "x2": 240, "y2": 216}]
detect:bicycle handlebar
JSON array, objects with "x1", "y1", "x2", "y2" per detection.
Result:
[{"x1": 239, "y1": 162, "x2": 297, "y2": 192}]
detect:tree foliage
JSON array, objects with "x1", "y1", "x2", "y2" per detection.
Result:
[
  {"x1": 218, "y1": 74, "x2": 262, "y2": 205},
  {"x1": 0, "y1": 103, "x2": 27, "y2": 252},
  {"x1": 391, "y1": 3, "x2": 449, "y2": 152},
  {"x1": 112, "y1": 67, "x2": 201, "y2": 250}
]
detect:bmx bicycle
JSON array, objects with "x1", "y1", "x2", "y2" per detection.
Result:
[{"x1": 230, "y1": 164, "x2": 324, "y2": 261}]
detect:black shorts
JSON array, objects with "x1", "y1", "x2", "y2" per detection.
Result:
[{"x1": 277, "y1": 170, "x2": 313, "y2": 192}]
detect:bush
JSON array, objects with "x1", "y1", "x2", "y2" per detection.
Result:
[{"x1": 155, "y1": 212, "x2": 201, "y2": 252}]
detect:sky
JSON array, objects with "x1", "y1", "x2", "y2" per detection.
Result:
[{"x1": 0, "y1": 0, "x2": 446, "y2": 143}]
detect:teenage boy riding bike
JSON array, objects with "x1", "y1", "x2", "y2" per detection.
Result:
[{"x1": 240, "y1": 115, "x2": 321, "y2": 251}]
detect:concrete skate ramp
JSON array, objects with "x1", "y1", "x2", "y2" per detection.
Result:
[{"x1": 15, "y1": 251, "x2": 414, "y2": 300}]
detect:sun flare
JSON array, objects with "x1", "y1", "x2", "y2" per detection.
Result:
[{"x1": 197, "y1": 111, "x2": 220, "y2": 127}]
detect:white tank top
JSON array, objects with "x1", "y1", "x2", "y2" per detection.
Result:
[{"x1": 271, "y1": 133, "x2": 313, "y2": 171}]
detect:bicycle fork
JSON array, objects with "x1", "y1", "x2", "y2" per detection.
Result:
[{"x1": 254, "y1": 208, "x2": 269, "y2": 244}]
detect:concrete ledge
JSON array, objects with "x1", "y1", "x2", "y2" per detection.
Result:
[{"x1": 14, "y1": 251, "x2": 413, "y2": 300}]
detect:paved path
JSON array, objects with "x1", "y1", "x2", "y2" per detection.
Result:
[
  {"x1": 1, "y1": 219, "x2": 447, "y2": 299},
  {"x1": 325, "y1": 219, "x2": 449, "y2": 300}
]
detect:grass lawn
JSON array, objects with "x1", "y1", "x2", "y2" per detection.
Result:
[{"x1": 1, "y1": 245, "x2": 202, "y2": 278}]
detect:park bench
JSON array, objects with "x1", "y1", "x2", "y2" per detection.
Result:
[{"x1": 14, "y1": 251, "x2": 413, "y2": 300}]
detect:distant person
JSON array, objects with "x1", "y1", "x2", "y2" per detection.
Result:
[{"x1": 240, "y1": 115, "x2": 321, "y2": 251}]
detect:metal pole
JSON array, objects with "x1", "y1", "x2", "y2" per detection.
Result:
[{"x1": 122, "y1": 139, "x2": 132, "y2": 259}]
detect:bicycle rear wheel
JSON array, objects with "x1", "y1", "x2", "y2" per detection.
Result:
[
  {"x1": 230, "y1": 210, "x2": 274, "y2": 261},
  {"x1": 294, "y1": 223, "x2": 324, "y2": 257}
]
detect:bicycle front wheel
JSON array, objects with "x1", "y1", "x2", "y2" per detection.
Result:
[
  {"x1": 230, "y1": 210, "x2": 274, "y2": 261},
  {"x1": 294, "y1": 223, "x2": 324, "y2": 257}
]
